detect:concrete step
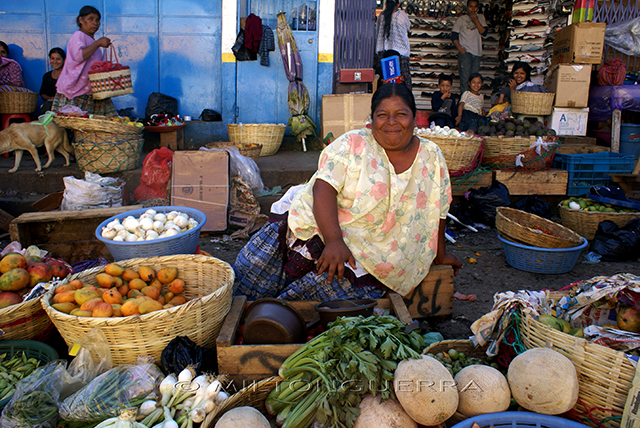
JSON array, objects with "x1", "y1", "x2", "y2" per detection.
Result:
[{"x1": 0, "y1": 149, "x2": 320, "y2": 218}]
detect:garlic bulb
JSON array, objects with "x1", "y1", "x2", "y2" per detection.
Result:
[{"x1": 139, "y1": 217, "x2": 154, "y2": 231}]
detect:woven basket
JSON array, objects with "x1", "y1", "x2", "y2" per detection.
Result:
[
  {"x1": 0, "y1": 91, "x2": 37, "y2": 114},
  {"x1": 89, "y1": 67, "x2": 134, "y2": 100},
  {"x1": 496, "y1": 207, "x2": 584, "y2": 249},
  {"x1": 227, "y1": 123, "x2": 286, "y2": 156},
  {"x1": 423, "y1": 339, "x2": 488, "y2": 358},
  {"x1": 484, "y1": 136, "x2": 537, "y2": 158},
  {"x1": 511, "y1": 91, "x2": 555, "y2": 115},
  {"x1": 53, "y1": 115, "x2": 142, "y2": 135},
  {"x1": 0, "y1": 296, "x2": 51, "y2": 341},
  {"x1": 73, "y1": 131, "x2": 143, "y2": 174},
  {"x1": 205, "y1": 142, "x2": 263, "y2": 164},
  {"x1": 558, "y1": 204, "x2": 640, "y2": 240},
  {"x1": 427, "y1": 135, "x2": 484, "y2": 172},
  {"x1": 483, "y1": 136, "x2": 558, "y2": 171},
  {"x1": 519, "y1": 312, "x2": 634, "y2": 428},
  {"x1": 202, "y1": 376, "x2": 280, "y2": 427},
  {"x1": 41, "y1": 254, "x2": 234, "y2": 365}
]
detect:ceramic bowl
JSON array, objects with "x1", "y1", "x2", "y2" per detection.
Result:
[{"x1": 243, "y1": 298, "x2": 307, "y2": 344}]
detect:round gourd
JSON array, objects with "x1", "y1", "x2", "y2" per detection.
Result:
[
  {"x1": 394, "y1": 355, "x2": 458, "y2": 425},
  {"x1": 214, "y1": 406, "x2": 270, "y2": 428},
  {"x1": 455, "y1": 364, "x2": 511, "y2": 416},
  {"x1": 508, "y1": 347, "x2": 579, "y2": 415},
  {"x1": 353, "y1": 395, "x2": 417, "y2": 428}
]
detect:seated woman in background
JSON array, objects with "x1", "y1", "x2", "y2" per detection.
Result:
[
  {"x1": 40, "y1": 47, "x2": 66, "y2": 113},
  {"x1": 488, "y1": 62, "x2": 532, "y2": 121},
  {"x1": 234, "y1": 83, "x2": 461, "y2": 301},
  {"x1": 0, "y1": 41, "x2": 25, "y2": 87}
]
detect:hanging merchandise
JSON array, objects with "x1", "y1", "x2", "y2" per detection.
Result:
[
  {"x1": 232, "y1": 29, "x2": 257, "y2": 61},
  {"x1": 244, "y1": 13, "x2": 263, "y2": 53},
  {"x1": 258, "y1": 25, "x2": 275, "y2": 66}
]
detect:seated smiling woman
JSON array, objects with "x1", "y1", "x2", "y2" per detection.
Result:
[{"x1": 234, "y1": 83, "x2": 461, "y2": 301}]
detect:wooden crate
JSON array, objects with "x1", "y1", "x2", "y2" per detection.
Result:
[
  {"x1": 402, "y1": 264, "x2": 454, "y2": 319},
  {"x1": 9, "y1": 205, "x2": 142, "y2": 264},
  {"x1": 217, "y1": 293, "x2": 412, "y2": 388},
  {"x1": 451, "y1": 169, "x2": 494, "y2": 196},
  {"x1": 495, "y1": 169, "x2": 568, "y2": 195}
]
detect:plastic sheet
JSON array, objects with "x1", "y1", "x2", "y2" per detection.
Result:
[
  {"x1": 604, "y1": 17, "x2": 640, "y2": 57},
  {"x1": 589, "y1": 85, "x2": 640, "y2": 122}
]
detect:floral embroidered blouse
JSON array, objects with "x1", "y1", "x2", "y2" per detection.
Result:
[{"x1": 288, "y1": 127, "x2": 452, "y2": 296}]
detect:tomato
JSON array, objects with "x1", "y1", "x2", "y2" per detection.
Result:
[
  {"x1": 235, "y1": 336, "x2": 244, "y2": 345},
  {"x1": 306, "y1": 335, "x2": 315, "y2": 342},
  {"x1": 315, "y1": 324, "x2": 324, "y2": 335}
]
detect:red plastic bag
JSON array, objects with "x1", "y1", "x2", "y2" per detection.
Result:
[{"x1": 133, "y1": 148, "x2": 173, "y2": 202}]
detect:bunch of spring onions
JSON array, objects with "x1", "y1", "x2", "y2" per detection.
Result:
[
  {"x1": 136, "y1": 366, "x2": 230, "y2": 428},
  {"x1": 265, "y1": 315, "x2": 425, "y2": 428}
]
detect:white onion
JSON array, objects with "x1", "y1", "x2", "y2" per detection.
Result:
[
  {"x1": 174, "y1": 215, "x2": 189, "y2": 228},
  {"x1": 116, "y1": 229, "x2": 128, "y2": 238},
  {"x1": 146, "y1": 230, "x2": 159, "y2": 239},
  {"x1": 187, "y1": 219, "x2": 198, "y2": 229},
  {"x1": 166, "y1": 211, "x2": 179, "y2": 221},
  {"x1": 113, "y1": 235, "x2": 125, "y2": 241},
  {"x1": 153, "y1": 220, "x2": 165, "y2": 233},
  {"x1": 164, "y1": 220, "x2": 177, "y2": 230},
  {"x1": 125, "y1": 233, "x2": 138, "y2": 242},
  {"x1": 113, "y1": 223, "x2": 125, "y2": 232},
  {"x1": 123, "y1": 217, "x2": 139, "y2": 232},
  {"x1": 154, "y1": 213, "x2": 167, "y2": 223},
  {"x1": 165, "y1": 228, "x2": 180, "y2": 237},
  {"x1": 145, "y1": 209, "x2": 157, "y2": 217},
  {"x1": 101, "y1": 228, "x2": 117, "y2": 239},
  {"x1": 139, "y1": 217, "x2": 154, "y2": 231}
]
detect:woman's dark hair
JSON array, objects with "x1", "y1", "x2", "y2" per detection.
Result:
[
  {"x1": 371, "y1": 83, "x2": 417, "y2": 118},
  {"x1": 0, "y1": 41, "x2": 8, "y2": 57},
  {"x1": 77, "y1": 6, "x2": 101, "y2": 28},
  {"x1": 49, "y1": 47, "x2": 66, "y2": 61},
  {"x1": 382, "y1": 0, "x2": 398, "y2": 40},
  {"x1": 438, "y1": 73, "x2": 453, "y2": 84},
  {"x1": 468, "y1": 72, "x2": 483, "y2": 83},
  {"x1": 511, "y1": 62, "x2": 532, "y2": 82}
]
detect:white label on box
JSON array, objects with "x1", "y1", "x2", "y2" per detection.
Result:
[{"x1": 547, "y1": 108, "x2": 589, "y2": 136}]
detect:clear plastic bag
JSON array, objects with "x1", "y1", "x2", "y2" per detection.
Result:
[
  {"x1": 61, "y1": 171, "x2": 125, "y2": 211},
  {"x1": 0, "y1": 361, "x2": 67, "y2": 428},
  {"x1": 604, "y1": 17, "x2": 640, "y2": 57},
  {"x1": 58, "y1": 357, "x2": 163, "y2": 422},
  {"x1": 199, "y1": 146, "x2": 264, "y2": 194}
]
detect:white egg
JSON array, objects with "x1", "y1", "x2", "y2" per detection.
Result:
[
  {"x1": 139, "y1": 217, "x2": 154, "y2": 231},
  {"x1": 154, "y1": 213, "x2": 167, "y2": 223}
]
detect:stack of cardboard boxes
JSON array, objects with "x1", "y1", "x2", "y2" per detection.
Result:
[{"x1": 544, "y1": 22, "x2": 606, "y2": 136}]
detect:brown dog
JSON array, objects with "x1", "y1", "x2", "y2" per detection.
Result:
[{"x1": 0, "y1": 121, "x2": 73, "y2": 173}]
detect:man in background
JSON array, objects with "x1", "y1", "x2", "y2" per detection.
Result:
[{"x1": 452, "y1": 0, "x2": 487, "y2": 94}]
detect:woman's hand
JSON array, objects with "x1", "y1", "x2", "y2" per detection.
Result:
[
  {"x1": 316, "y1": 240, "x2": 356, "y2": 284},
  {"x1": 97, "y1": 37, "x2": 111, "y2": 48},
  {"x1": 455, "y1": 115, "x2": 461, "y2": 125},
  {"x1": 434, "y1": 253, "x2": 462, "y2": 276},
  {"x1": 508, "y1": 77, "x2": 517, "y2": 91}
]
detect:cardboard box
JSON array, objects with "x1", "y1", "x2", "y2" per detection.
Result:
[
  {"x1": 545, "y1": 64, "x2": 592, "y2": 107},
  {"x1": 551, "y1": 22, "x2": 606, "y2": 66},
  {"x1": 321, "y1": 93, "x2": 372, "y2": 139},
  {"x1": 339, "y1": 68, "x2": 374, "y2": 83},
  {"x1": 171, "y1": 151, "x2": 229, "y2": 232},
  {"x1": 545, "y1": 107, "x2": 589, "y2": 136},
  {"x1": 334, "y1": 82, "x2": 369, "y2": 94}
]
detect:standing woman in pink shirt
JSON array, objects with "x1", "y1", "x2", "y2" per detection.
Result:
[{"x1": 52, "y1": 6, "x2": 117, "y2": 117}]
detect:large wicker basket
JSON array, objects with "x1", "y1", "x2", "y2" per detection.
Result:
[
  {"x1": 203, "y1": 376, "x2": 280, "y2": 427},
  {"x1": 0, "y1": 296, "x2": 51, "y2": 341},
  {"x1": 53, "y1": 115, "x2": 142, "y2": 135},
  {"x1": 496, "y1": 207, "x2": 584, "y2": 248},
  {"x1": 483, "y1": 136, "x2": 558, "y2": 171},
  {"x1": 519, "y1": 312, "x2": 634, "y2": 428},
  {"x1": 0, "y1": 91, "x2": 37, "y2": 114},
  {"x1": 205, "y1": 142, "x2": 262, "y2": 164},
  {"x1": 558, "y1": 204, "x2": 640, "y2": 240},
  {"x1": 73, "y1": 131, "x2": 144, "y2": 174},
  {"x1": 227, "y1": 123, "x2": 286, "y2": 156},
  {"x1": 484, "y1": 136, "x2": 537, "y2": 158},
  {"x1": 511, "y1": 91, "x2": 555, "y2": 115},
  {"x1": 41, "y1": 254, "x2": 234, "y2": 365},
  {"x1": 427, "y1": 135, "x2": 484, "y2": 172}
]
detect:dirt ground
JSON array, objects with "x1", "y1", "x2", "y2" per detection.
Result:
[{"x1": 197, "y1": 225, "x2": 639, "y2": 340}]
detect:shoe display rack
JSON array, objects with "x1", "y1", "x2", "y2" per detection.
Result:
[{"x1": 404, "y1": 0, "x2": 510, "y2": 112}]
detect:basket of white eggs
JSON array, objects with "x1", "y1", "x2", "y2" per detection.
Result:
[{"x1": 95, "y1": 206, "x2": 207, "y2": 261}]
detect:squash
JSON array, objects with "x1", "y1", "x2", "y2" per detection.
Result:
[
  {"x1": 508, "y1": 347, "x2": 579, "y2": 415},
  {"x1": 394, "y1": 355, "x2": 458, "y2": 426},
  {"x1": 353, "y1": 394, "x2": 417, "y2": 428},
  {"x1": 455, "y1": 364, "x2": 511, "y2": 416},
  {"x1": 214, "y1": 406, "x2": 270, "y2": 428}
]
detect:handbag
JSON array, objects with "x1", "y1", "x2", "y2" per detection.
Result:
[{"x1": 88, "y1": 45, "x2": 134, "y2": 100}]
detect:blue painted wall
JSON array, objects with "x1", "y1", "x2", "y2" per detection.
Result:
[{"x1": 0, "y1": 0, "x2": 330, "y2": 137}]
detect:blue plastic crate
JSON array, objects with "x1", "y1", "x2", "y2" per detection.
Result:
[
  {"x1": 95, "y1": 206, "x2": 206, "y2": 261},
  {"x1": 552, "y1": 152, "x2": 636, "y2": 196},
  {"x1": 452, "y1": 411, "x2": 591, "y2": 428},
  {"x1": 498, "y1": 234, "x2": 587, "y2": 274}
]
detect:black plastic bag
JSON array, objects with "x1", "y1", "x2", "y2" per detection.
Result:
[
  {"x1": 200, "y1": 109, "x2": 222, "y2": 122},
  {"x1": 589, "y1": 218, "x2": 640, "y2": 262},
  {"x1": 145, "y1": 92, "x2": 178, "y2": 120},
  {"x1": 451, "y1": 181, "x2": 510, "y2": 227},
  {"x1": 513, "y1": 196, "x2": 551, "y2": 219},
  {"x1": 161, "y1": 336, "x2": 217, "y2": 375}
]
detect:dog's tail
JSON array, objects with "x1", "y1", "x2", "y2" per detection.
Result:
[{"x1": 62, "y1": 130, "x2": 74, "y2": 154}]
